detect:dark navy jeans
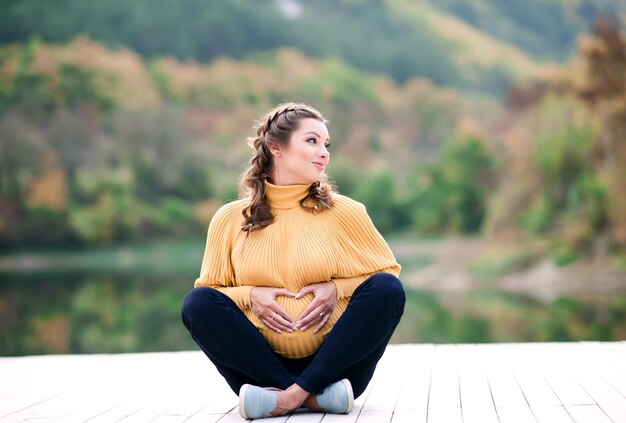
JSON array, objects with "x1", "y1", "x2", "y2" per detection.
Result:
[{"x1": 181, "y1": 272, "x2": 405, "y2": 397}]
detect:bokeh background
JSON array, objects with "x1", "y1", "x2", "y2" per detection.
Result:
[{"x1": 1, "y1": 0, "x2": 625, "y2": 356}]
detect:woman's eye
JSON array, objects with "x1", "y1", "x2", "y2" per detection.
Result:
[
  {"x1": 325, "y1": 143, "x2": 331, "y2": 150},
  {"x1": 307, "y1": 138, "x2": 317, "y2": 143}
]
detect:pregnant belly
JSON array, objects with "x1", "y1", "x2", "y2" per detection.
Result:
[{"x1": 244, "y1": 296, "x2": 349, "y2": 359}]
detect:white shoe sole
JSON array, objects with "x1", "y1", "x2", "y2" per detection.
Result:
[
  {"x1": 238, "y1": 384, "x2": 252, "y2": 419},
  {"x1": 340, "y1": 379, "x2": 355, "y2": 414}
]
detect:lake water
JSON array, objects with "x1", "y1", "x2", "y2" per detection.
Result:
[{"x1": 1, "y1": 239, "x2": 625, "y2": 356}]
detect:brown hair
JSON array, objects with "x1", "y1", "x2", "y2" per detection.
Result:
[{"x1": 239, "y1": 102, "x2": 335, "y2": 232}]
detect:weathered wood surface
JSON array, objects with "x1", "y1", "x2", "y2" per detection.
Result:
[{"x1": 1, "y1": 342, "x2": 625, "y2": 422}]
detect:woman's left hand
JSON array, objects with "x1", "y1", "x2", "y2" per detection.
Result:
[{"x1": 294, "y1": 281, "x2": 337, "y2": 333}]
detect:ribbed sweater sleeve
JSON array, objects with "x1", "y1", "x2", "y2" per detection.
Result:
[
  {"x1": 193, "y1": 201, "x2": 253, "y2": 309},
  {"x1": 331, "y1": 197, "x2": 401, "y2": 299}
]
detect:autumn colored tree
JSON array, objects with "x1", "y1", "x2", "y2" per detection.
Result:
[{"x1": 576, "y1": 17, "x2": 626, "y2": 249}]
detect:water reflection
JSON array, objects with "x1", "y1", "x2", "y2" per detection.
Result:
[
  {"x1": 0, "y1": 270, "x2": 198, "y2": 355},
  {"x1": 393, "y1": 289, "x2": 626, "y2": 344},
  {"x1": 2, "y1": 267, "x2": 625, "y2": 356}
]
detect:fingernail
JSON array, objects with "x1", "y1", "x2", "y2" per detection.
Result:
[{"x1": 287, "y1": 329, "x2": 293, "y2": 333}]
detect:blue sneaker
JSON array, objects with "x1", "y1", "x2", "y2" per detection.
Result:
[
  {"x1": 239, "y1": 384, "x2": 278, "y2": 419},
  {"x1": 316, "y1": 379, "x2": 354, "y2": 414}
]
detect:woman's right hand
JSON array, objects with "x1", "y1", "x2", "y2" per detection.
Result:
[{"x1": 250, "y1": 287, "x2": 297, "y2": 333}]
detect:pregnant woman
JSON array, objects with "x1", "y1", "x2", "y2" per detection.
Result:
[{"x1": 181, "y1": 102, "x2": 405, "y2": 419}]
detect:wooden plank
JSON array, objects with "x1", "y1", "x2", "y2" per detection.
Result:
[
  {"x1": 542, "y1": 369, "x2": 595, "y2": 406},
  {"x1": 568, "y1": 364, "x2": 626, "y2": 423},
  {"x1": 426, "y1": 407, "x2": 463, "y2": 423},
  {"x1": 0, "y1": 343, "x2": 625, "y2": 422},
  {"x1": 251, "y1": 413, "x2": 289, "y2": 423},
  {"x1": 192, "y1": 393, "x2": 237, "y2": 415},
  {"x1": 503, "y1": 344, "x2": 561, "y2": 408},
  {"x1": 515, "y1": 369, "x2": 562, "y2": 407},
  {"x1": 216, "y1": 408, "x2": 251, "y2": 423},
  {"x1": 353, "y1": 410, "x2": 393, "y2": 423},
  {"x1": 461, "y1": 408, "x2": 499, "y2": 423},
  {"x1": 390, "y1": 409, "x2": 427, "y2": 423},
  {"x1": 0, "y1": 387, "x2": 65, "y2": 419},
  {"x1": 531, "y1": 406, "x2": 574, "y2": 423},
  {"x1": 183, "y1": 414, "x2": 228, "y2": 423},
  {"x1": 0, "y1": 388, "x2": 99, "y2": 422},
  {"x1": 151, "y1": 416, "x2": 188, "y2": 423},
  {"x1": 496, "y1": 406, "x2": 537, "y2": 423},
  {"x1": 457, "y1": 345, "x2": 499, "y2": 423},
  {"x1": 50, "y1": 394, "x2": 128, "y2": 423},
  {"x1": 86, "y1": 404, "x2": 142, "y2": 422},
  {"x1": 602, "y1": 341, "x2": 626, "y2": 358},
  {"x1": 112, "y1": 397, "x2": 178, "y2": 422},
  {"x1": 283, "y1": 411, "x2": 324, "y2": 422},
  {"x1": 427, "y1": 345, "x2": 459, "y2": 409},
  {"x1": 361, "y1": 349, "x2": 402, "y2": 413},
  {"x1": 577, "y1": 342, "x2": 626, "y2": 398},
  {"x1": 163, "y1": 392, "x2": 215, "y2": 417},
  {"x1": 565, "y1": 405, "x2": 613, "y2": 423},
  {"x1": 596, "y1": 342, "x2": 626, "y2": 372},
  {"x1": 319, "y1": 411, "x2": 362, "y2": 423},
  {"x1": 483, "y1": 347, "x2": 528, "y2": 408},
  {"x1": 392, "y1": 344, "x2": 433, "y2": 414}
]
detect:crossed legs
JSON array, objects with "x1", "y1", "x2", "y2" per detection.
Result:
[{"x1": 181, "y1": 273, "x2": 405, "y2": 415}]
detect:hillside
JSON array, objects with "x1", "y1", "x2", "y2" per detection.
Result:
[
  {"x1": 3, "y1": 0, "x2": 623, "y2": 94},
  {"x1": 0, "y1": 36, "x2": 481, "y2": 247},
  {"x1": 1, "y1": 13, "x2": 625, "y2": 261},
  {"x1": 429, "y1": 0, "x2": 626, "y2": 61}
]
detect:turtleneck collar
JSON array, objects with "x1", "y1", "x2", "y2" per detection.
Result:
[{"x1": 264, "y1": 180, "x2": 311, "y2": 210}]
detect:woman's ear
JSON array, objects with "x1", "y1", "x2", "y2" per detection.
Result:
[{"x1": 268, "y1": 142, "x2": 281, "y2": 157}]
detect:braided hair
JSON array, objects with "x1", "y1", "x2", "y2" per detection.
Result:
[{"x1": 239, "y1": 103, "x2": 335, "y2": 232}]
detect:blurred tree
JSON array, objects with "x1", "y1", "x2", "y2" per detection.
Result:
[
  {"x1": 575, "y1": 17, "x2": 626, "y2": 250},
  {"x1": 352, "y1": 167, "x2": 408, "y2": 233},
  {"x1": 410, "y1": 135, "x2": 496, "y2": 234},
  {"x1": 0, "y1": 38, "x2": 55, "y2": 114}
]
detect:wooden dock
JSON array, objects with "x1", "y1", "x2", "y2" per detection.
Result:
[{"x1": 1, "y1": 342, "x2": 625, "y2": 422}]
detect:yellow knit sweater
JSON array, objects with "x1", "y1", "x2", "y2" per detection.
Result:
[{"x1": 194, "y1": 181, "x2": 401, "y2": 359}]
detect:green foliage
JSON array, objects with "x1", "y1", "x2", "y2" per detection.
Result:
[
  {"x1": 69, "y1": 174, "x2": 141, "y2": 244},
  {"x1": 434, "y1": 0, "x2": 625, "y2": 60},
  {"x1": 0, "y1": 38, "x2": 54, "y2": 114},
  {"x1": 0, "y1": 38, "x2": 116, "y2": 115},
  {"x1": 20, "y1": 207, "x2": 74, "y2": 247},
  {"x1": 518, "y1": 102, "x2": 609, "y2": 255},
  {"x1": 68, "y1": 167, "x2": 202, "y2": 245},
  {"x1": 298, "y1": 59, "x2": 379, "y2": 107},
  {"x1": 520, "y1": 195, "x2": 552, "y2": 233},
  {"x1": 351, "y1": 167, "x2": 410, "y2": 233},
  {"x1": 410, "y1": 135, "x2": 496, "y2": 233},
  {"x1": 0, "y1": 0, "x2": 479, "y2": 89},
  {"x1": 3, "y1": 0, "x2": 621, "y2": 93},
  {"x1": 58, "y1": 63, "x2": 115, "y2": 110},
  {"x1": 551, "y1": 244, "x2": 579, "y2": 267}
]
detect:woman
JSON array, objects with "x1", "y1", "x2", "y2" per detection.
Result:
[{"x1": 181, "y1": 102, "x2": 405, "y2": 419}]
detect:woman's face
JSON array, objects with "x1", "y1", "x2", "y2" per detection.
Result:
[{"x1": 270, "y1": 118, "x2": 331, "y2": 186}]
